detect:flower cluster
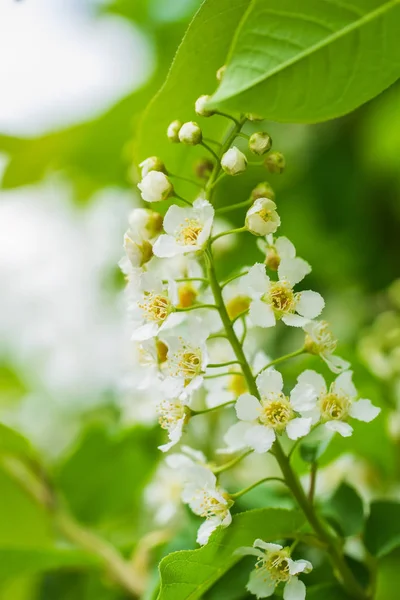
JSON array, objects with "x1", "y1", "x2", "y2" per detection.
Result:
[{"x1": 121, "y1": 67, "x2": 381, "y2": 596}]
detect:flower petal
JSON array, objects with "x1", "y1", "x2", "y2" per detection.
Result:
[
  {"x1": 153, "y1": 235, "x2": 184, "y2": 258},
  {"x1": 243, "y1": 263, "x2": 269, "y2": 295},
  {"x1": 131, "y1": 322, "x2": 159, "y2": 341},
  {"x1": 286, "y1": 417, "x2": 312, "y2": 440},
  {"x1": 278, "y1": 257, "x2": 311, "y2": 286},
  {"x1": 297, "y1": 370, "x2": 327, "y2": 395},
  {"x1": 288, "y1": 559, "x2": 313, "y2": 575},
  {"x1": 254, "y1": 540, "x2": 282, "y2": 552},
  {"x1": 282, "y1": 313, "x2": 310, "y2": 328},
  {"x1": 235, "y1": 546, "x2": 265, "y2": 558},
  {"x1": 275, "y1": 236, "x2": 296, "y2": 259},
  {"x1": 236, "y1": 394, "x2": 261, "y2": 421},
  {"x1": 283, "y1": 576, "x2": 306, "y2": 600},
  {"x1": 333, "y1": 370, "x2": 357, "y2": 398},
  {"x1": 250, "y1": 299, "x2": 276, "y2": 328},
  {"x1": 196, "y1": 517, "x2": 220, "y2": 545},
  {"x1": 247, "y1": 568, "x2": 276, "y2": 598},
  {"x1": 256, "y1": 368, "x2": 283, "y2": 395},
  {"x1": 296, "y1": 291, "x2": 325, "y2": 319},
  {"x1": 290, "y1": 383, "x2": 319, "y2": 412},
  {"x1": 325, "y1": 420, "x2": 353, "y2": 437},
  {"x1": 244, "y1": 424, "x2": 275, "y2": 453},
  {"x1": 163, "y1": 204, "x2": 188, "y2": 234},
  {"x1": 322, "y1": 353, "x2": 351, "y2": 374},
  {"x1": 349, "y1": 399, "x2": 381, "y2": 422},
  {"x1": 223, "y1": 421, "x2": 252, "y2": 451}
]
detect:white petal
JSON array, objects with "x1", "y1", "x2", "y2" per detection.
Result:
[
  {"x1": 282, "y1": 313, "x2": 310, "y2": 327},
  {"x1": 249, "y1": 299, "x2": 276, "y2": 328},
  {"x1": 349, "y1": 399, "x2": 381, "y2": 422},
  {"x1": 160, "y1": 312, "x2": 185, "y2": 331},
  {"x1": 278, "y1": 257, "x2": 311, "y2": 286},
  {"x1": 283, "y1": 577, "x2": 306, "y2": 600},
  {"x1": 296, "y1": 291, "x2": 325, "y2": 319},
  {"x1": 288, "y1": 559, "x2": 313, "y2": 575},
  {"x1": 247, "y1": 568, "x2": 276, "y2": 598},
  {"x1": 131, "y1": 322, "x2": 159, "y2": 341},
  {"x1": 290, "y1": 383, "x2": 319, "y2": 412},
  {"x1": 153, "y1": 235, "x2": 184, "y2": 258},
  {"x1": 297, "y1": 370, "x2": 327, "y2": 395},
  {"x1": 256, "y1": 368, "x2": 283, "y2": 395},
  {"x1": 286, "y1": 417, "x2": 312, "y2": 440},
  {"x1": 254, "y1": 540, "x2": 282, "y2": 552},
  {"x1": 323, "y1": 353, "x2": 351, "y2": 374},
  {"x1": 235, "y1": 546, "x2": 265, "y2": 558},
  {"x1": 325, "y1": 420, "x2": 353, "y2": 437},
  {"x1": 163, "y1": 204, "x2": 188, "y2": 234},
  {"x1": 236, "y1": 394, "x2": 261, "y2": 421},
  {"x1": 243, "y1": 263, "x2": 269, "y2": 295},
  {"x1": 244, "y1": 424, "x2": 275, "y2": 453},
  {"x1": 223, "y1": 421, "x2": 252, "y2": 451},
  {"x1": 275, "y1": 236, "x2": 296, "y2": 259},
  {"x1": 196, "y1": 517, "x2": 220, "y2": 545},
  {"x1": 333, "y1": 370, "x2": 357, "y2": 398}
]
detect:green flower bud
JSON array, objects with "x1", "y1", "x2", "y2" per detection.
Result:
[
  {"x1": 265, "y1": 151, "x2": 286, "y2": 174},
  {"x1": 251, "y1": 181, "x2": 275, "y2": 201},
  {"x1": 194, "y1": 157, "x2": 214, "y2": 180},
  {"x1": 139, "y1": 156, "x2": 165, "y2": 178},
  {"x1": 167, "y1": 120, "x2": 182, "y2": 143},
  {"x1": 249, "y1": 132, "x2": 272, "y2": 155}
]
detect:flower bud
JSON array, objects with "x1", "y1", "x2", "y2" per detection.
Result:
[
  {"x1": 195, "y1": 95, "x2": 215, "y2": 117},
  {"x1": 137, "y1": 171, "x2": 173, "y2": 203},
  {"x1": 167, "y1": 120, "x2": 182, "y2": 143},
  {"x1": 246, "y1": 113, "x2": 264, "y2": 122},
  {"x1": 178, "y1": 284, "x2": 197, "y2": 308},
  {"x1": 265, "y1": 151, "x2": 286, "y2": 174},
  {"x1": 128, "y1": 208, "x2": 163, "y2": 240},
  {"x1": 221, "y1": 146, "x2": 247, "y2": 175},
  {"x1": 139, "y1": 156, "x2": 165, "y2": 178},
  {"x1": 226, "y1": 295, "x2": 250, "y2": 320},
  {"x1": 124, "y1": 231, "x2": 153, "y2": 267},
  {"x1": 265, "y1": 247, "x2": 280, "y2": 271},
  {"x1": 245, "y1": 198, "x2": 280, "y2": 236},
  {"x1": 156, "y1": 340, "x2": 168, "y2": 364},
  {"x1": 178, "y1": 121, "x2": 202, "y2": 145},
  {"x1": 194, "y1": 157, "x2": 214, "y2": 180},
  {"x1": 216, "y1": 65, "x2": 226, "y2": 81},
  {"x1": 251, "y1": 181, "x2": 275, "y2": 201},
  {"x1": 249, "y1": 132, "x2": 272, "y2": 156}
]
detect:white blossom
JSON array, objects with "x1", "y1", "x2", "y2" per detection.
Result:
[
  {"x1": 139, "y1": 156, "x2": 165, "y2": 178},
  {"x1": 128, "y1": 207, "x2": 163, "y2": 241},
  {"x1": 153, "y1": 198, "x2": 214, "y2": 258},
  {"x1": 138, "y1": 171, "x2": 173, "y2": 203},
  {"x1": 303, "y1": 320, "x2": 350, "y2": 374},
  {"x1": 246, "y1": 198, "x2": 281, "y2": 236},
  {"x1": 249, "y1": 132, "x2": 272, "y2": 156},
  {"x1": 242, "y1": 263, "x2": 324, "y2": 328},
  {"x1": 223, "y1": 369, "x2": 312, "y2": 454},
  {"x1": 258, "y1": 236, "x2": 311, "y2": 285},
  {"x1": 178, "y1": 121, "x2": 202, "y2": 145},
  {"x1": 157, "y1": 397, "x2": 189, "y2": 452},
  {"x1": 122, "y1": 230, "x2": 153, "y2": 268},
  {"x1": 165, "y1": 328, "x2": 209, "y2": 397},
  {"x1": 291, "y1": 370, "x2": 381, "y2": 437},
  {"x1": 238, "y1": 540, "x2": 312, "y2": 599},
  {"x1": 195, "y1": 95, "x2": 214, "y2": 117},
  {"x1": 221, "y1": 146, "x2": 247, "y2": 175}
]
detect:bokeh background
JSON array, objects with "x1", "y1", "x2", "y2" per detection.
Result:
[{"x1": 1, "y1": 1, "x2": 400, "y2": 599}]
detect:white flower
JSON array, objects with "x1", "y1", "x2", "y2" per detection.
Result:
[
  {"x1": 128, "y1": 208, "x2": 163, "y2": 241},
  {"x1": 223, "y1": 369, "x2": 312, "y2": 454},
  {"x1": 304, "y1": 320, "x2": 350, "y2": 374},
  {"x1": 127, "y1": 272, "x2": 183, "y2": 341},
  {"x1": 167, "y1": 119, "x2": 182, "y2": 143},
  {"x1": 195, "y1": 95, "x2": 214, "y2": 117},
  {"x1": 139, "y1": 156, "x2": 165, "y2": 178},
  {"x1": 153, "y1": 198, "x2": 214, "y2": 258},
  {"x1": 238, "y1": 540, "x2": 312, "y2": 600},
  {"x1": 291, "y1": 370, "x2": 381, "y2": 437},
  {"x1": 178, "y1": 121, "x2": 202, "y2": 145},
  {"x1": 123, "y1": 230, "x2": 153, "y2": 268},
  {"x1": 243, "y1": 263, "x2": 324, "y2": 328},
  {"x1": 165, "y1": 330, "x2": 209, "y2": 397},
  {"x1": 249, "y1": 132, "x2": 272, "y2": 156},
  {"x1": 221, "y1": 146, "x2": 247, "y2": 175},
  {"x1": 258, "y1": 236, "x2": 311, "y2": 285},
  {"x1": 157, "y1": 397, "x2": 189, "y2": 452},
  {"x1": 246, "y1": 198, "x2": 281, "y2": 236},
  {"x1": 181, "y1": 465, "x2": 232, "y2": 544},
  {"x1": 138, "y1": 171, "x2": 173, "y2": 203}
]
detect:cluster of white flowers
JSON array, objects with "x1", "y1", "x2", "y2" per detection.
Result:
[{"x1": 121, "y1": 70, "x2": 381, "y2": 596}]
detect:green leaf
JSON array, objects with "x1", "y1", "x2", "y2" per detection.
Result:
[
  {"x1": 0, "y1": 547, "x2": 98, "y2": 584},
  {"x1": 0, "y1": 423, "x2": 33, "y2": 459},
  {"x1": 203, "y1": 556, "x2": 254, "y2": 599},
  {"x1": 209, "y1": 0, "x2": 400, "y2": 122},
  {"x1": 307, "y1": 583, "x2": 351, "y2": 599},
  {"x1": 157, "y1": 508, "x2": 305, "y2": 600},
  {"x1": 375, "y1": 548, "x2": 400, "y2": 600},
  {"x1": 365, "y1": 501, "x2": 400, "y2": 557},
  {"x1": 136, "y1": 0, "x2": 249, "y2": 179},
  {"x1": 322, "y1": 482, "x2": 364, "y2": 537}
]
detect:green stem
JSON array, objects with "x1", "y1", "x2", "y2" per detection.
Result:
[
  {"x1": 216, "y1": 198, "x2": 253, "y2": 214},
  {"x1": 231, "y1": 477, "x2": 287, "y2": 499},
  {"x1": 176, "y1": 303, "x2": 218, "y2": 312},
  {"x1": 164, "y1": 277, "x2": 209, "y2": 284},
  {"x1": 204, "y1": 371, "x2": 243, "y2": 380},
  {"x1": 192, "y1": 400, "x2": 236, "y2": 416},
  {"x1": 210, "y1": 227, "x2": 247, "y2": 244},
  {"x1": 255, "y1": 348, "x2": 305, "y2": 377},
  {"x1": 174, "y1": 194, "x2": 192, "y2": 207},
  {"x1": 168, "y1": 173, "x2": 203, "y2": 188},
  {"x1": 207, "y1": 360, "x2": 243, "y2": 369},
  {"x1": 215, "y1": 111, "x2": 240, "y2": 126},
  {"x1": 308, "y1": 461, "x2": 318, "y2": 503},
  {"x1": 213, "y1": 450, "x2": 253, "y2": 474},
  {"x1": 221, "y1": 270, "x2": 249, "y2": 288},
  {"x1": 201, "y1": 141, "x2": 220, "y2": 162}
]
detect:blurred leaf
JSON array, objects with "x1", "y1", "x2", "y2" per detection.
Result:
[
  {"x1": 203, "y1": 556, "x2": 254, "y2": 600},
  {"x1": 136, "y1": 0, "x2": 249, "y2": 181},
  {"x1": 56, "y1": 425, "x2": 160, "y2": 527},
  {"x1": 0, "y1": 364, "x2": 27, "y2": 406},
  {"x1": 0, "y1": 423, "x2": 33, "y2": 459},
  {"x1": 38, "y1": 570, "x2": 127, "y2": 600},
  {"x1": 210, "y1": 0, "x2": 400, "y2": 122},
  {"x1": 375, "y1": 548, "x2": 400, "y2": 600},
  {"x1": 306, "y1": 583, "x2": 351, "y2": 599},
  {"x1": 157, "y1": 508, "x2": 305, "y2": 600},
  {"x1": 299, "y1": 438, "x2": 330, "y2": 464},
  {"x1": 0, "y1": 547, "x2": 98, "y2": 585},
  {"x1": 322, "y1": 482, "x2": 364, "y2": 537},
  {"x1": 365, "y1": 501, "x2": 400, "y2": 557}
]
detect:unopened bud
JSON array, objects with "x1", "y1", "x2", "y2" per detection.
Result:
[
  {"x1": 251, "y1": 181, "x2": 275, "y2": 201},
  {"x1": 137, "y1": 171, "x2": 173, "y2": 203},
  {"x1": 167, "y1": 120, "x2": 182, "y2": 143},
  {"x1": 246, "y1": 113, "x2": 264, "y2": 122},
  {"x1": 178, "y1": 284, "x2": 197, "y2": 308},
  {"x1": 194, "y1": 157, "x2": 214, "y2": 180},
  {"x1": 128, "y1": 208, "x2": 163, "y2": 240},
  {"x1": 124, "y1": 232, "x2": 153, "y2": 267},
  {"x1": 195, "y1": 95, "x2": 215, "y2": 117},
  {"x1": 226, "y1": 295, "x2": 251, "y2": 320},
  {"x1": 216, "y1": 65, "x2": 226, "y2": 81},
  {"x1": 249, "y1": 132, "x2": 272, "y2": 156},
  {"x1": 139, "y1": 156, "x2": 165, "y2": 178},
  {"x1": 221, "y1": 146, "x2": 247, "y2": 175},
  {"x1": 265, "y1": 151, "x2": 286, "y2": 174},
  {"x1": 156, "y1": 340, "x2": 168, "y2": 364},
  {"x1": 178, "y1": 121, "x2": 202, "y2": 145},
  {"x1": 245, "y1": 198, "x2": 281, "y2": 236}
]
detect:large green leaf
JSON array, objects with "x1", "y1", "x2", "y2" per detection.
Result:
[
  {"x1": 364, "y1": 501, "x2": 400, "y2": 557},
  {"x1": 209, "y1": 0, "x2": 400, "y2": 122},
  {"x1": 157, "y1": 508, "x2": 305, "y2": 600},
  {"x1": 0, "y1": 424, "x2": 33, "y2": 459},
  {"x1": 322, "y1": 482, "x2": 364, "y2": 537},
  {"x1": 136, "y1": 0, "x2": 249, "y2": 180}
]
